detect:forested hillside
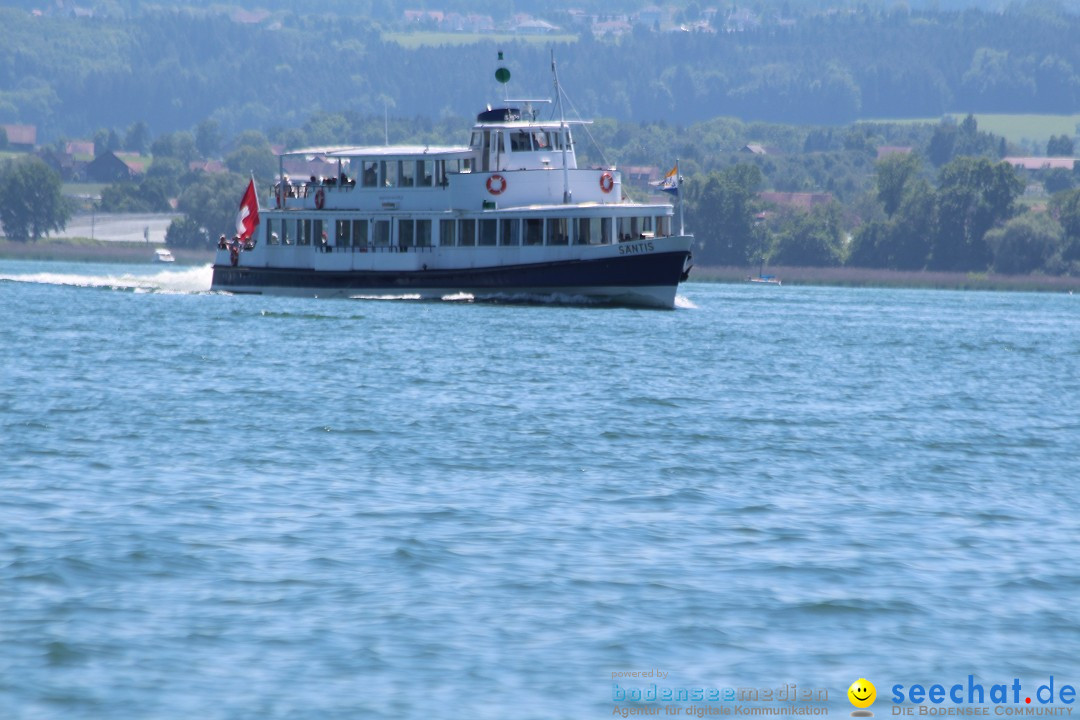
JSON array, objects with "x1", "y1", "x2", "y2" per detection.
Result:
[{"x1": 2, "y1": 3, "x2": 1080, "y2": 141}]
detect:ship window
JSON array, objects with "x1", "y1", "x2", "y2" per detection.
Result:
[
  {"x1": 298, "y1": 218, "x2": 311, "y2": 245},
  {"x1": 419, "y1": 160, "x2": 434, "y2": 187},
  {"x1": 470, "y1": 132, "x2": 480, "y2": 149},
  {"x1": 617, "y1": 217, "x2": 631, "y2": 242},
  {"x1": 576, "y1": 217, "x2": 599, "y2": 245},
  {"x1": 601, "y1": 217, "x2": 612, "y2": 245},
  {"x1": 314, "y1": 219, "x2": 324, "y2": 246},
  {"x1": 399, "y1": 219, "x2": 414, "y2": 247},
  {"x1": 335, "y1": 219, "x2": 350, "y2": 246},
  {"x1": 459, "y1": 218, "x2": 476, "y2": 246},
  {"x1": 352, "y1": 219, "x2": 368, "y2": 245},
  {"x1": 416, "y1": 219, "x2": 432, "y2": 247},
  {"x1": 642, "y1": 216, "x2": 654, "y2": 236},
  {"x1": 362, "y1": 161, "x2": 378, "y2": 187},
  {"x1": 281, "y1": 219, "x2": 289, "y2": 245},
  {"x1": 656, "y1": 216, "x2": 668, "y2": 237},
  {"x1": 547, "y1": 217, "x2": 568, "y2": 245},
  {"x1": 381, "y1": 161, "x2": 396, "y2": 188},
  {"x1": 510, "y1": 131, "x2": 531, "y2": 152},
  {"x1": 500, "y1": 218, "x2": 520, "y2": 246},
  {"x1": 373, "y1": 220, "x2": 390, "y2": 246},
  {"x1": 481, "y1": 132, "x2": 492, "y2": 172},
  {"x1": 265, "y1": 219, "x2": 277, "y2": 244},
  {"x1": 479, "y1": 218, "x2": 497, "y2": 246},
  {"x1": 400, "y1": 160, "x2": 415, "y2": 188},
  {"x1": 524, "y1": 218, "x2": 543, "y2": 246},
  {"x1": 439, "y1": 219, "x2": 455, "y2": 246},
  {"x1": 533, "y1": 131, "x2": 549, "y2": 150}
]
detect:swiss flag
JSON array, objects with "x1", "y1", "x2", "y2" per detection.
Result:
[{"x1": 235, "y1": 178, "x2": 260, "y2": 240}]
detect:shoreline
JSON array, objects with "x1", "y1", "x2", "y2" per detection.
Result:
[
  {"x1": 0, "y1": 238, "x2": 213, "y2": 265},
  {"x1": 691, "y1": 264, "x2": 1080, "y2": 292},
  {"x1": 3, "y1": 238, "x2": 1078, "y2": 292}
]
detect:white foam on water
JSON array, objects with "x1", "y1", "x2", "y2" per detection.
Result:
[
  {"x1": 347, "y1": 293, "x2": 424, "y2": 301},
  {"x1": 674, "y1": 294, "x2": 699, "y2": 309},
  {"x1": 0, "y1": 264, "x2": 214, "y2": 294}
]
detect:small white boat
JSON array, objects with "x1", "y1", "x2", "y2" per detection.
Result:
[{"x1": 154, "y1": 249, "x2": 176, "y2": 263}]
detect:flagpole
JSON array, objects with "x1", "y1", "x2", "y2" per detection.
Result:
[{"x1": 677, "y1": 157, "x2": 685, "y2": 236}]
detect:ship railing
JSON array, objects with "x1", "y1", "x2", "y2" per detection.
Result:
[{"x1": 318, "y1": 245, "x2": 436, "y2": 254}]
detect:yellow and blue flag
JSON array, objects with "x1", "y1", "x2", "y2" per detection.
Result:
[{"x1": 652, "y1": 163, "x2": 680, "y2": 195}]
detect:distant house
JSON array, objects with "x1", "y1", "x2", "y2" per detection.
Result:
[
  {"x1": 66, "y1": 140, "x2": 95, "y2": 158},
  {"x1": 635, "y1": 6, "x2": 665, "y2": 27},
  {"x1": 86, "y1": 151, "x2": 146, "y2": 182},
  {"x1": 620, "y1": 165, "x2": 661, "y2": 187},
  {"x1": 188, "y1": 159, "x2": 228, "y2": 175},
  {"x1": 758, "y1": 191, "x2": 833, "y2": 211},
  {"x1": 36, "y1": 147, "x2": 86, "y2": 181},
  {"x1": 1003, "y1": 156, "x2": 1076, "y2": 171},
  {"x1": 1, "y1": 124, "x2": 37, "y2": 151},
  {"x1": 511, "y1": 17, "x2": 560, "y2": 34},
  {"x1": 282, "y1": 155, "x2": 339, "y2": 181},
  {"x1": 742, "y1": 143, "x2": 783, "y2": 156},
  {"x1": 876, "y1": 146, "x2": 913, "y2": 160},
  {"x1": 592, "y1": 19, "x2": 632, "y2": 37},
  {"x1": 231, "y1": 9, "x2": 270, "y2": 24}
]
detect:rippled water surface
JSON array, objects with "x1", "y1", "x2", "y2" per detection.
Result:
[{"x1": 2, "y1": 259, "x2": 1079, "y2": 719}]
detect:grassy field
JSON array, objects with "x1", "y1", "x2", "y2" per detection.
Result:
[
  {"x1": 63, "y1": 182, "x2": 109, "y2": 197},
  {"x1": 860, "y1": 113, "x2": 1080, "y2": 148},
  {"x1": 383, "y1": 31, "x2": 578, "y2": 48}
]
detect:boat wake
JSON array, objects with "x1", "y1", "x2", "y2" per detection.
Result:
[
  {"x1": 345, "y1": 291, "x2": 610, "y2": 306},
  {"x1": 674, "y1": 294, "x2": 699, "y2": 309},
  {"x1": 0, "y1": 264, "x2": 215, "y2": 294}
]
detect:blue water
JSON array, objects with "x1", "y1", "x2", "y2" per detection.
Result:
[{"x1": 2, "y1": 259, "x2": 1079, "y2": 719}]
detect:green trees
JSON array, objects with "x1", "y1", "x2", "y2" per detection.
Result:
[
  {"x1": 1050, "y1": 188, "x2": 1080, "y2": 270},
  {"x1": 0, "y1": 156, "x2": 70, "y2": 242},
  {"x1": 767, "y1": 204, "x2": 845, "y2": 267},
  {"x1": 1047, "y1": 135, "x2": 1075, "y2": 157},
  {"x1": 875, "y1": 152, "x2": 922, "y2": 218},
  {"x1": 930, "y1": 157, "x2": 1023, "y2": 270},
  {"x1": 851, "y1": 153, "x2": 1026, "y2": 272},
  {"x1": 985, "y1": 213, "x2": 1065, "y2": 275},
  {"x1": 225, "y1": 131, "x2": 277, "y2": 183},
  {"x1": 685, "y1": 164, "x2": 763, "y2": 266},
  {"x1": 168, "y1": 172, "x2": 247, "y2": 248}
]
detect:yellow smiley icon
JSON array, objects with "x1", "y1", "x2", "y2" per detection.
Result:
[{"x1": 848, "y1": 679, "x2": 876, "y2": 708}]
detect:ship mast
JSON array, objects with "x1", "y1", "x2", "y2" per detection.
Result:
[{"x1": 551, "y1": 50, "x2": 571, "y2": 204}]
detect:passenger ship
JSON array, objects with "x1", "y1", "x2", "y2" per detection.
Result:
[{"x1": 211, "y1": 64, "x2": 693, "y2": 308}]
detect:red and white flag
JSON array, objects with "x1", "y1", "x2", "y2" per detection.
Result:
[{"x1": 235, "y1": 178, "x2": 260, "y2": 240}]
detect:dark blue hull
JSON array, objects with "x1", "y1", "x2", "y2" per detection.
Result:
[{"x1": 211, "y1": 249, "x2": 690, "y2": 307}]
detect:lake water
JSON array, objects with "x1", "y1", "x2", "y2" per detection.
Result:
[{"x1": 2, "y1": 259, "x2": 1079, "y2": 719}]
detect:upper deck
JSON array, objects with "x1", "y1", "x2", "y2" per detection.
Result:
[{"x1": 271, "y1": 108, "x2": 631, "y2": 213}]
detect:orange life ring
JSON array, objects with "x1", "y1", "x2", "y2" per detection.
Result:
[
  {"x1": 486, "y1": 174, "x2": 507, "y2": 195},
  {"x1": 599, "y1": 172, "x2": 614, "y2": 193},
  {"x1": 315, "y1": 188, "x2": 325, "y2": 209}
]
